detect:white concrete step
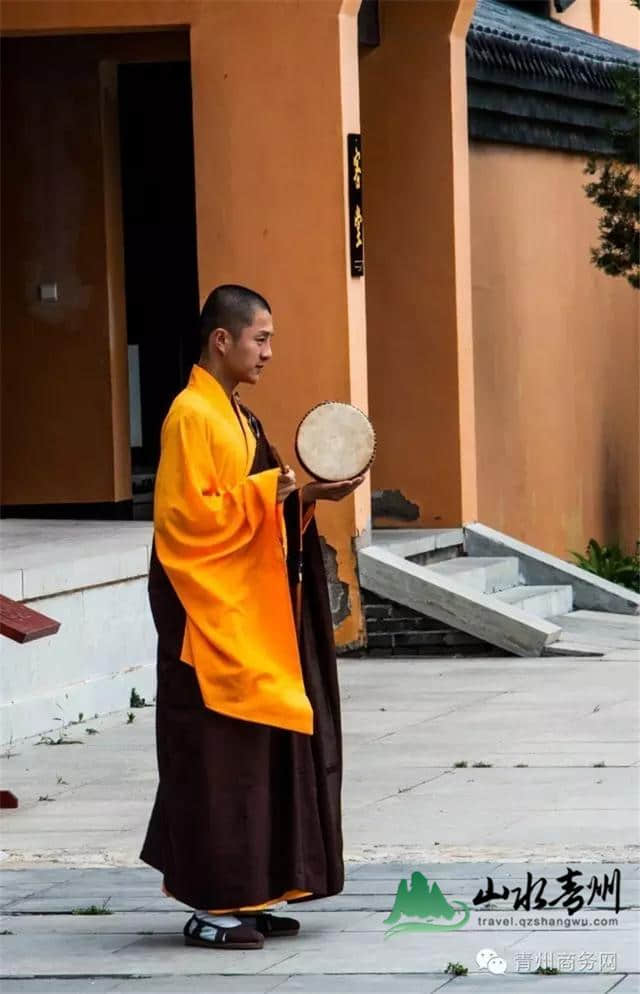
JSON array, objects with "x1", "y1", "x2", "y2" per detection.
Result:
[
  {"x1": 465, "y1": 522, "x2": 640, "y2": 615},
  {"x1": 372, "y1": 528, "x2": 463, "y2": 557},
  {"x1": 542, "y1": 639, "x2": 604, "y2": 657},
  {"x1": 358, "y1": 545, "x2": 561, "y2": 657},
  {"x1": 493, "y1": 584, "x2": 573, "y2": 618},
  {"x1": 425, "y1": 556, "x2": 519, "y2": 594}
]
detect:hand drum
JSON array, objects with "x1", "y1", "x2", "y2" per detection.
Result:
[{"x1": 295, "y1": 402, "x2": 376, "y2": 482}]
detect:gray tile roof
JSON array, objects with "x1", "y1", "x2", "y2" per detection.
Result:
[
  {"x1": 467, "y1": 0, "x2": 639, "y2": 153},
  {"x1": 469, "y1": 0, "x2": 639, "y2": 89}
]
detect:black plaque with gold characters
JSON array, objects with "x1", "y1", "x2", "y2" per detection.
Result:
[{"x1": 347, "y1": 133, "x2": 363, "y2": 277}]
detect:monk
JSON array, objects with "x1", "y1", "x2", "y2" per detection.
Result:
[{"x1": 140, "y1": 284, "x2": 365, "y2": 950}]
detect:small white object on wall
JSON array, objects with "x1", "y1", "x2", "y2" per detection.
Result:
[{"x1": 39, "y1": 283, "x2": 58, "y2": 302}]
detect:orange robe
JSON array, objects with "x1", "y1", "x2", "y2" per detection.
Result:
[{"x1": 153, "y1": 363, "x2": 313, "y2": 736}]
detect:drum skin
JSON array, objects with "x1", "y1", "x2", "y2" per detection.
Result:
[{"x1": 295, "y1": 402, "x2": 376, "y2": 482}]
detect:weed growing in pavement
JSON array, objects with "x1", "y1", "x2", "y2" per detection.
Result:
[
  {"x1": 445, "y1": 962, "x2": 468, "y2": 976},
  {"x1": 35, "y1": 705, "x2": 82, "y2": 746},
  {"x1": 72, "y1": 898, "x2": 112, "y2": 916},
  {"x1": 36, "y1": 733, "x2": 82, "y2": 746},
  {"x1": 0, "y1": 737, "x2": 18, "y2": 759},
  {"x1": 129, "y1": 688, "x2": 152, "y2": 708}
]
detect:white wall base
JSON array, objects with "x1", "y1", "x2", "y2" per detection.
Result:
[{"x1": 1, "y1": 576, "x2": 157, "y2": 745}]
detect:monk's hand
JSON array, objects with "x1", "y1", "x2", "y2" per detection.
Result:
[
  {"x1": 277, "y1": 467, "x2": 297, "y2": 503},
  {"x1": 302, "y1": 475, "x2": 366, "y2": 503}
]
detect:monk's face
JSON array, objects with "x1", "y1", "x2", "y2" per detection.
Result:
[{"x1": 226, "y1": 307, "x2": 274, "y2": 385}]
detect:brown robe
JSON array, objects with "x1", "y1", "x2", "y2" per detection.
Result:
[{"x1": 140, "y1": 406, "x2": 344, "y2": 911}]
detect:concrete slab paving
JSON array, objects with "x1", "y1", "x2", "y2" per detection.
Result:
[
  {"x1": 0, "y1": 982, "x2": 119, "y2": 994},
  {"x1": 0, "y1": 631, "x2": 637, "y2": 991},
  {"x1": 444, "y1": 979, "x2": 628, "y2": 993},
  {"x1": 0, "y1": 977, "x2": 628, "y2": 994},
  {"x1": 0, "y1": 868, "x2": 636, "y2": 989},
  {"x1": 610, "y1": 978, "x2": 640, "y2": 992}
]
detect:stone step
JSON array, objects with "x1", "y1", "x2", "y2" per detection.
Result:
[
  {"x1": 542, "y1": 640, "x2": 604, "y2": 657},
  {"x1": 425, "y1": 555, "x2": 520, "y2": 594},
  {"x1": 368, "y1": 628, "x2": 489, "y2": 648},
  {"x1": 493, "y1": 583, "x2": 573, "y2": 618},
  {"x1": 464, "y1": 522, "x2": 640, "y2": 615},
  {"x1": 371, "y1": 528, "x2": 463, "y2": 565},
  {"x1": 358, "y1": 545, "x2": 561, "y2": 657},
  {"x1": 367, "y1": 615, "x2": 461, "y2": 633}
]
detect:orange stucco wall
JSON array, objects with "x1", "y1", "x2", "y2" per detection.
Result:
[
  {"x1": 360, "y1": 0, "x2": 477, "y2": 530},
  {"x1": 1, "y1": 1, "x2": 368, "y2": 645},
  {"x1": 0, "y1": 31, "x2": 188, "y2": 506},
  {"x1": 551, "y1": 0, "x2": 639, "y2": 46},
  {"x1": 187, "y1": 1, "x2": 369, "y2": 646},
  {"x1": 470, "y1": 142, "x2": 639, "y2": 559},
  {"x1": 598, "y1": 0, "x2": 639, "y2": 46},
  {"x1": 551, "y1": 0, "x2": 595, "y2": 31}
]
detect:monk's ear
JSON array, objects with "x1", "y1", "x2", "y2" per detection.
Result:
[{"x1": 212, "y1": 327, "x2": 231, "y2": 355}]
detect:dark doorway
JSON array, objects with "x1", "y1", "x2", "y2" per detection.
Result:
[{"x1": 118, "y1": 61, "x2": 199, "y2": 517}]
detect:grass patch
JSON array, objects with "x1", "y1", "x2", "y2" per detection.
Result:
[
  {"x1": 36, "y1": 735, "x2": 82, "y2": 746},
  {"x1": 72, "y1": 898, "x2": 112, "y2": 916},
  {"x1": 0, "y1": 737, "x2": 19, "y2": 759},
  {"x1": 130, "y1": 688, "x2": 152, "y2": 709},
  {"x1": 445, "y1": 962, "x2": 468, "y2": 976}
]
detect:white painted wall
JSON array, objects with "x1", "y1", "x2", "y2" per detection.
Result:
[{"x1": 0, "y1": 521, "x2": 157, "y2": 743}]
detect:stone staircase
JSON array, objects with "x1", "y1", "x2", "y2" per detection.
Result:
[
  {"x1": 360, "y1": 588, "x2": 505, "y2": 657},
  {"x1": 357, "y1": 525, "x2": 639, "y2": 658}
]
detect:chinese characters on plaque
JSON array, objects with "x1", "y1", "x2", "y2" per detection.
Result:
[{"x1": 348, "y1": 133, "x2": 363, "y2": 276}]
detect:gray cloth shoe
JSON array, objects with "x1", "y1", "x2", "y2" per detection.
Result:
[{"x1": 183, "y1": 913, "x2": 264, "y2": 949}]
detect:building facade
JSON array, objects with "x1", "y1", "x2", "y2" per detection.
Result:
[{"x1": 1, "y1": 0, "x2": 638, "y2": 648}]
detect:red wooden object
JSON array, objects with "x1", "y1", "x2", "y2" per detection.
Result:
[
  {"x1": 0, "y1": 598, "x2": 60, "y2": 810},
  {"x1": 0, "y1": 594, "x2": 60, "y2": 643}
]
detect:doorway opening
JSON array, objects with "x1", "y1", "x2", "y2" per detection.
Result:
[{"x1": 118, "y1": 60, "x2": 200, "y2": 519}]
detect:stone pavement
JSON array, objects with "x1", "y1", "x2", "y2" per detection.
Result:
[
  {"x1": 1, "y1": 613, "x2": 638, "y2": 992},
  {"x1": 0, "y1": 862, "x2": 638, "y2": 992}
]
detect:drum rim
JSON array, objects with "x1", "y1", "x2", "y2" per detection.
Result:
[{"x1": 294, "y1": 400, "x2": 376, "y2": 482}]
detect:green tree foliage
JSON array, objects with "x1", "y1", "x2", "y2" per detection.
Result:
[{"x1": 584, "y1": 63, "x2": 640, "y2": 289}]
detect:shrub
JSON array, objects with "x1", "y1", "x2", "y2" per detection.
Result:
[{"x1": 571, "y1": 538, "x2": 639, "y2": 593}]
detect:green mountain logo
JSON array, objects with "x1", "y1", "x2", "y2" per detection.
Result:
[{"x1": 383, "y1": 871, "x2": 471, "y2": 938}]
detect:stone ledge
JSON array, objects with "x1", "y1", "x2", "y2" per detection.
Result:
[{"x1": 0, "y1": 520, "x2": 153, "y2": 601}]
